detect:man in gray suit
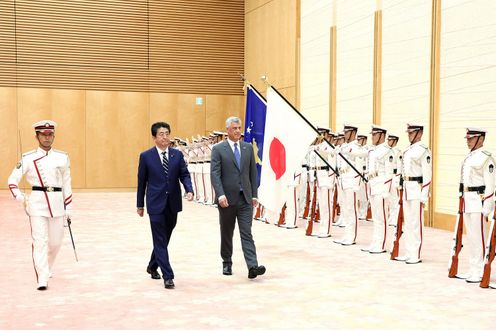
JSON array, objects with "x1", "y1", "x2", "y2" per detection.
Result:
[{"x1": 210, "y1": 116, "x2": 266, "y2": 279}]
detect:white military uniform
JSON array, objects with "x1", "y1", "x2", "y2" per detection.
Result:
[
  {"x1": 457, "y1": 132, "x2": 495, "y2": 282},
  {"x1": 314, "y1": 140, "x2": 336, "y2": 237},
  {"x1": 335, "y1": 137, "x2": 367, "y2": 245},
  {"x1": 194, "y1": 142, "x2": 205, "y2": 203},
  {"x1": 202, "y1": 142, "x2": 214, "y2": 205},
  {"x1": 356, "y1": 140, "x2": 370, "y2": 220},
  {"x1": 387, "y1": 143, "x2": 402, "y2": 226},
  {"x1": 363, "y1": 137, "x2": 394, "y2": 253},
  {"x1": 7, "y1": 121, "x2": 72, "y2": 289},
  {"x1": 399, "y1": 138, "x2": 432, "y2": 263},
  {"x1": 283, "y1": 169, "x2": 302, "y2": 229}
]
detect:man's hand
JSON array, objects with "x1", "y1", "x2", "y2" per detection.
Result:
[
  {"x1": 252, "y1": 198, "x2": 259, "y2": 208},
  {"x1": 218, "y1": 196, "x2": 229, "y2": 208},
  {"x1": 186, "y1": 192, "x2": 194, "y2": 201},
  {"x1": 15, "y1": 193, "x2": 25, "y2": 203},
  {"x1": 137, "y1": 208, "x2": 144, "y2": 217}
]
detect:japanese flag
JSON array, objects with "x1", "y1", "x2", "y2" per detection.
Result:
[{"x1": 258, "y1": 86, "x2": 317, "y2": 213}]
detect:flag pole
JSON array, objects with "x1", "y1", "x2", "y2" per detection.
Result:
[{"x1": 267, "y1": 83, "x2": 367, "y2": 182}]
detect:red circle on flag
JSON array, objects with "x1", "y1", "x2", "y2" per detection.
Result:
[{"x1": 269, "y1": 137, "x2": 286, "y2": 180}]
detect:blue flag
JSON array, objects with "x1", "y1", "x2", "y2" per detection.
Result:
[{"x1": 244, "y1": 85, "x2": 267, "y2": 187}]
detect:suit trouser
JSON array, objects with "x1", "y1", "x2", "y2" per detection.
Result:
[
  {"x1": 30, "y1": 216, "x2": 64, "y2": 286},
  {"x1": 148, "y1": 205, "x2": 178, "y2": 280},
  {"x1": 403, "y1": 199, "x2": 423, "y2": 260},
  {"x1": 218, "y1": 193, "x2": 258, "y2": 269},
  {"x1": 464, "y1": 212, "x2": 486, "y2": 278}
]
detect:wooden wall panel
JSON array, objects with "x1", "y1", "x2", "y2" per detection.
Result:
[
  {"x1": 85, "y1": 91, "x2": 149, "y2": 188},
  {"x1": 0, "y1": 0, "x2": 244, "y2": 95},
  {"x1": 0, "y1": 0, "x2": 16, "y2": 85},
  {"x1": 0, "y1": 88, "x2": 18, "y2": 188},
  {"x1": 149, "y1": 0, "x2": 244, "y2": 95},
  {"x1": 15, "y1": 88, "x2": 86, "y2": 187},
  {"x1": 205, "y1": 95, "x2": 245, "y2": 134},
  {"x1": 149, "y1": 93, "x2": 206, "y2": 144},
  {"x1": 246, "y1": 0, "x2": 272, "y2": 13},
  {"x1": 245, "y1": 0, "x2": 297, "y2": 101}
]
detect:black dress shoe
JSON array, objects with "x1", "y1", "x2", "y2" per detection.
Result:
[
  {"x1": 248, "y1": 265, "x2": 266, "y2": 279},
  {"x1": 164, "y1": 279, "x2": 175, "y2": 289},
  {"x1": 147, "y1": 266, "x2": 161, "y2": 280},
  {"x1": 223, "y1": 264, "x2": 232, "y2": 275},
  {"x1": 37, "y1": 285, "x2": 47, "y2": 291}
]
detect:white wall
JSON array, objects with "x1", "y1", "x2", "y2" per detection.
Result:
[
  {"x1": 335, "y1": 0, "x2": 375, "y2": 135},
  {"x1": 299, "y1": 0, "x2": 496, "y2": 220},
  {"x1": 382, "y1": 0, "x2": 432, "y2": 150},
  {"x1": 437, "y1": 0, "x2": 496, "y2": 214},
  {"x1": 300, "y1": 0, "x2": 332, "y2": 127}
]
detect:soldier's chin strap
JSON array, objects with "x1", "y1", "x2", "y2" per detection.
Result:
[
  {"x1": 410, "y1": 130, "x2": 420, "y2": 145},
  {"x1": 471, "y1": 136, "x2": 481, "y2": 153}
]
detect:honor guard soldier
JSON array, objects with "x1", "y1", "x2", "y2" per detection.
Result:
[
  {"x1": 395, "y1": 123, "x2": 432, "y2": 264},
  {"x1": 314, "y1": 127, "x2": 335, "y2": 237},
  {"x1": 356, "y1": 134, "x2": 370, "y2": 221},
  {"x1": 386, "y1": 133, "x2": 402, "y2": 226},
  {"x1": 333, "y1": 132, "x2": 346, "y2": 227},
  {"x1": 455, "y1": 128, "x2": 495, "y2": 283},
  {"x1": 8, "y1": 120, "x2": 73, "y2": 290},
  {"x1": 361, "y1": 125, "x2": 394, "y2": 254},
  {"x1": 334, "y1": 124, "x2": 367, "y2": 245}
]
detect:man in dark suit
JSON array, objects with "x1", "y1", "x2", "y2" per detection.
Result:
[
  {"x1": 210, "y1": 116, "x2": 266, "y2": 279},
  {"x1": 137, "y1": 122, "x2": 194, "y2": 289}
]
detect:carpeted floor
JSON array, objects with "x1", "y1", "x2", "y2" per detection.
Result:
[{"x1": 0, "y1": 191, "x2": 495, "y2": 329}]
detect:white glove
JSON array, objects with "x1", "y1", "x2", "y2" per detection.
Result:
[
  {"x1": 482, "y1": 202, "x2": 493, "y2": 218},
  {"x1": 65, "y1": 209, "x2": 72, "y2": 219},
  {"x1": 15, "y1": 193, "x2": 26, "y2": 203}
]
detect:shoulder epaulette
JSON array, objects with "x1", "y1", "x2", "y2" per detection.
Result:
[
  {"x1": 419, "y1": 143, "x2": 428, "y2": 149},
  {"x1": 22, "y1": 150, "x2": 37, "y2": 157},
  {"x1": 52, "y1": 149, "x2": 68, "y2": 155},
  {"x1": 482, "y1": 150, "x2": 492, "y2": 156}
]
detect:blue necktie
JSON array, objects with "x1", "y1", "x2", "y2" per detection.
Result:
[
  {"x1": 234, "y1": 143, "x2": 241, "y2": 168},
  {"x1": 162, "y1": 151, "x2": 169, "y2": 176}
]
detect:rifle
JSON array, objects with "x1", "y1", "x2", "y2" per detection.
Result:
[
  {"x1": 306, "y1": 174, "x2": 318, "y2": 236},
  {"x1": 331, "y1": 186, "x2": 338, "y2": 223},
  {"x1": 277, "y1": 203, "x2": 287, "y2": 226},
  {"x1": 390, "y1": 176, "x2": 404, "y2": 260},
  {"x1": 254, "y1": 204, "x2": 262, "y2": 220},
  {"x1": 366, "y1": 204, "x2": 372, "y2": 221},
  {"x1": 302, "y1": 169, "x2": 311, "y2": 219},
  {"x1": 448, "y1": 184, "x2": 464, "y2": 278},
  {"x1": 480, "y1": 207, "x2": 496, "y2": 288}
]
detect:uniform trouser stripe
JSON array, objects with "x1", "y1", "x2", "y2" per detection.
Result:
[
  {"x1": 418, "y1": 204, "x2": 423, "y2": 259},
  {"x1": 382, "y1": 198, "x2": 387, "y2": 250},
  {"x1": 353, "y1": 192, "x2": 358, "y2": 241},
  {"x1": 480, "y1": 214, "x2": 485, "y2": 254},
  {"x1": 291, "y1": 187, "x2": 297, "y2": 226}
]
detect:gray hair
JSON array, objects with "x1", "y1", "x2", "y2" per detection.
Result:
[{"x1": 225, "y1": 116, "x2": 241, "y2": 128}]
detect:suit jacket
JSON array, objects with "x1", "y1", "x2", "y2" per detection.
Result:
[
  {"x1": 137, "y1": 147, "x2": 193, "y2": 215},
  {"x1": 210, "y1": 140, "x2": 258, "y2": 205}
]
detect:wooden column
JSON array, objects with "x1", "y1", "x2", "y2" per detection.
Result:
[
  {"x1": 372, "y1": 1, "x2": 382, "y2": 125},
  {"x1": 329, "y1": 0, "x2": 337, "y2": 131},
  {"x1": 428, "y1": 0, "x2": 442, "y2": 227}
]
